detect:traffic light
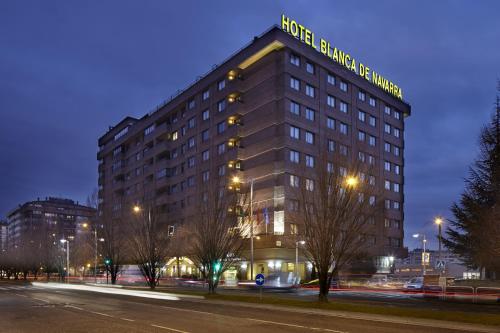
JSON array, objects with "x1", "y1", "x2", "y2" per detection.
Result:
[
  {"x1": 213, "y1": 261, "x2": 221, "y2": 273},
  {"x1": 104, "y1": 258, "x2": 112, "y2": 266}
]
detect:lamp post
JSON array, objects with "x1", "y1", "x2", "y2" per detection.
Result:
[
  {"x1": 231, "y1": 176, "x2": 255, "y2": 280},
  {"x1": 60, "y1": 239, "x2": 69, "y2": 283},
  {"x1": 435, "y1": 217, "x2": 443, "y2": 274},
  {"x1": 83, "y1": 223, "x2": 104, "y2": 283},
  {"x1": 413, "y1": 233, "x2": 427, "y2": 275},
  {"x1": 295, "y1": 240, "x2": 305, "y2": 285}
]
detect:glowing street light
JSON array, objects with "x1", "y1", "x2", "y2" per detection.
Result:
[
  {"x1": 413, "y1": 233, "x2": 428, "y2": 275},
  {"x1": 435, "y1": 216, "x2": 444, "y2": 273},
  {"x1": 345, "y1": 176, "x2": 358, "y2": 187},
  {"x1": 133, "y1": 205, "x2": 141, "y2": 213},
  {"x1": 60, "y1": 239, "x2": 69, "y2": 283}
]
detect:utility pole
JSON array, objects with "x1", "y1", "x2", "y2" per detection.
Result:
[{"x1": 250, "y1": 178, "x2": 254, "y2": 280}]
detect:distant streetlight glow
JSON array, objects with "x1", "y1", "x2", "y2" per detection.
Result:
[
  {"x1": 345, "y1": 176, "x2": 358, "y2": 187},
  {"x1": 133, "y1": 205, "x2": 141, "y2": 213}
]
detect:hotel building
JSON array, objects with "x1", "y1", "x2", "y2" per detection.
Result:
[{"x1": 97, "y1": 25, "x2": 410, "y2": 278}]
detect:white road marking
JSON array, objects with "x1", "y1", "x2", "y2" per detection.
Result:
[
  {"x1": 32, "y1": 297, "x2": 50, "y2": 303},
  {"x1": 246, "y1": 317, "x2": 348, "y2": 333},
  {"x1": 120, "y1": 317, "x2": 135, "y2": 322},
  {"x1": 161, "y1": 305, "x2": 213, "y2": 316},
  {"x1": 65, "y1": 305, "x2": 84, "y2": 311},
  {"x1": 15, "y1": 293, "x2": 27, "y2": 297},
  {"x1": 150, "y1": 324, "x2": 190, "y2": 333},
  {"x1": 90, "y1": 311, "x2": 114, "y2": 318}
]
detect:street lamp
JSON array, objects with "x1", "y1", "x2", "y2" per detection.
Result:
[
  {"x1": 413, "y1": 233, "x2": 427, "y2": 275},
  {"x1": 60, "y1": 239, "x2": 69, "y2": 283},
  {"x1": 435, "y1": 217, "x2": 444, "y2": 273},
  {"x1": 83, "y1": 223, "x2": 105, "y2": 283},
  {"x1": 345, "y1": 176, "x2": 359, "y2": 187},
  {"x1": 295, "y1": 240, "x2": 305, "y2": 285},
  {"x1": 230, "y1": 176, "x2": 255, "y2": 280}
]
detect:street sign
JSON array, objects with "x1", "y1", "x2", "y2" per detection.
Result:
[
  {"x1": 255, "y1": 273, "x2": 265, "y2": 286},
  {"x1": 436, "y1": 260, "x2": 446, "y2": 269}
]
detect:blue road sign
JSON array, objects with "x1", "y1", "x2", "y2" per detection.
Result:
[{"x1": 255, "y1": 273, "x2": 265, "y2": 286}]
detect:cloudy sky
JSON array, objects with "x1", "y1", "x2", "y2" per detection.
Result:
[{"x1": 1, "y1": 1, "x2": 499, "y2": 249}]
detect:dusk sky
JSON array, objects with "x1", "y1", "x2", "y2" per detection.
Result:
[{"x1": 1, "y1": 1, "x2": 499, "y2": 250}]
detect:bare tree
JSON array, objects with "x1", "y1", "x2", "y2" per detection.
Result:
[
  {"x1": 127, "y1": 201, "x2": 171, "y2": 289},
  {"x1": 187, "y1": 179, "x2": 247, "y2": 294},
  {"x1": 291, "y1": 155, "x2": 381, "y2": 302}
]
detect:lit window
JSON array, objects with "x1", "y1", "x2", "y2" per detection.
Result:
[
  {"x1": 327, "y1": 74, "x2": 336, "y2": 85},
  {"x1": 327, "y1": 95, "x2": 335, "y2": 108},
  {"x1": 384, "y1": 105, "x2": 391, "y2": 115},
  {"x1": 340, "y1": 101, "x2": 348, "y2": 113},
  {"x1": 290, "y1": 126, "x2": 300, "y2": 139},
  {"x1": 384, "y1": 161, "x2": 391, "y2": 172},
  {"x1": 327, "y1": 117, "x2": 335, "y2": 129},
  {"x1": 358, "y1": 91, "x2": 366, "y2": 101},
  {"x1": 202, "y1": 89, "x2": 210, "y2": 101},
  {"x1": 394, "y1": 110, "x2": 401, "y2": 120},
  {"x1": 306, "y1": 62, "x2": 315, "y2": 73},
  {"x1": 305, "y1": 84, "x2": 315, "y2": 98},
  {"x1": 290, "y1": 77, "x2": 300, "y2": 91},
  {"x1": 290, "y1": 175, "x2": 299, "y2": 187},
  {"x1": 172, "y1": 131, "x2": 178, "y2": 141},
  {"x1": 305, "y1": 131, "x2": 314, "y2": 144},
  {"x1": 358, "y1": 110, "x2": 366, "y2": 122},
  {"x1": 305, "y1": 178, "x2": 314, "y2": 191},
  {"x1": 393, "y1": 183, "x2": 400, "y2": 193},
  {"x1": 340, "y1": 81, "x2": 348, "y2": 92},
  {"x1": 290, "y1": 54, "x2": 300, "y2": 66},
  {"x1": 385, "y1": 180, "x2": 391, "y2": 190},
  {"x1": 202, "y1": 109, "x2": 210, "y2": 120},
  {"x1": 305, "y1": 108, "x2": 315, "y2": 121},
  {"x1": 305, "y1": 155, "x2": 314, "y2": 168},
  {"x1": 217, "y1": 79, "x2": 225, "y2": 91},
  {"x1": 290, "y1": 101, "x2": 300, "y2": 115}
]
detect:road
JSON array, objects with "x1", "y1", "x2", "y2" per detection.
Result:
[{"x1": 0, "y1": 283, "x2": 498, "y2": 333}]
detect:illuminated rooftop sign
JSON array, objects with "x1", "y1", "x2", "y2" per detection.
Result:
[{"x1": 281, "y1": 14, "x2": 403, "y2": 100}]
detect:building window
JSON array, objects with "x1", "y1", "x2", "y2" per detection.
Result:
[
  {"x1": 358, "y1": 110, "x2": 366, "y2": 122},
  {"x1": 327, "y1": 117, "x2": 335, "y2": 129},
  {"x1": 384, "y1": 105, "x2": 391, "y2": 115},
  {"x1": 393, "y1": 183, "x2": 400, "y2": 193},
  {"x1": 172, "y1": 131, "x2": 178, "y2": 141},
  {"x1": 202, "y1": 170, "x2": 210, "y2": 182},
  {"x1": 385, "y1": 218, "x2": 391, "y2": 228},
  {"x1": 218, "y1": 164, "x2": 226, "y2": 177},
  {"x1": 305, "y1": 84, "x2": 315, "y2": 98},
  {"x1": 290, "y1": 150, "x2": 300, "y2": 163},
  {"x1": 202, "y1": 129, "x2": 209, "y2": 142},
  {"x1": 340, "y1": 122, "x2": 348, "y2": 135},
  {"x1": 188, "y1": 137, "x2": 195, "y2": 148},
  {"x1": 327, "y1": 95, "x2": 335, "y2": 108},
  {"x1": 290, "y1": 126, "x2": 300, "y2": 139},
  {"x1": 340, "y1": 101, "x2": 348, "y2": 113},
  {"x1": 305, "y1": 108, "x2": 315, "y2": 121},
  {"x1": 384, "y1": 142, "x2": 391, "y2": 152},
  {"x1": 394, "y1": 110, "x2": 401, "y2": 120},
  {"x1": 290, "y1": 174, "x2": 299, "y2": 187},
  {"x1": 217, "y1": 142, "x2": 225, "y2": 155},
  {"x1": 290, "y1": 77, "x2": 300, "y2": 91},
  {"x1": 393, "y1": 201, "x2": 400, "y2": 210},
  {"x1": 394, "y1": 146, "x2": 401, "y2": 156},
  {"x1": 217, "y1": 79, "x2": 225, "y2": 91},
  {"x1": 368, "y1": 155, "x2": 375, "y2": 165},
  {"x1": 327, "y1": 73, "x2": 336, "y2": 85},
  {"x1": 305, "y1": 178, "x2": 314, "y2": 191},
  {"x1": 358, "y1": 151, "x2": 366, "y2": 162},
  {"x1": 394, "y1": 127, "x2": 401, "y2": 138},
  {"x1": 144, "y1": 124, "x2": 155, "y2": 136},
  {"x1": 384, "y1": 123, "x2": 391, "y2": 134},
  {"x1": 188, "y1": 117, "x2": 196, "y2": 129},
  {"x1": 305, "y1": 154, "x2": 314, "y2": 167},
  {"x1": 305, "y1": 131, "x2": 314, "y2": 144},
  {"x1": 369, "y1": 115, "x2": 376, "y2": 127},
  {"x1": 358, "y1": 91, "x2": 366, "y2": 101},
  {"x1": 358, "y1": 130, "x2": 366, "y2": 141},
  {"x1": 369, "y1": 97, "x2": 376, "y2": 107},
  {"x1": 340, "y1": 144, "x2": 348, "y2": 156},
  {"x1": 327, "y1": 162, "x2": 334, "y2": 173},
  {"x1": 385, "y1": 180, "x2": 391, "y2": 190},
  {"x1": 394, "y1": 164, "x2": 401, "y2": 175},
  {"x1": 202, "y1": 150, "x2": 210, "y2": 161},
  {"x1": 306, "y1": 62, "x2": 315, "y2": 74},
  {"x1": 340, "y1": 81, "x2": 348, "y2": 92},
  {"x1": 369, "y1": 135, "x2": 376, "y2": 146},
  {"x1": 188, "y1": 99, "x2": 196, "y2": 110},
  {"x1": 188, "y1": 156, "x2": 195, "y2": 168},
  {"x1": 290, "y1": 101, "x2": 300, "y2": 115},
  {"x1": 202, "y1": 109, "x2": 210, "y2": 120},
  {"x1": 202, "y1": 89, "x2": 210, "y2": 101},
  {"x1": 384, "y1": 161, "x2": 391, "y2": 172},
  {"x1": 274, "y1": 211, "x2": 285, "y2": 235},
  {"x1": 328, "y1": 140, "x2": 335, "y2": 152},
  {"x1": 218, "y1": 99, "x2": 226, "y2": 112},
  {"x1": 290, "y1": 53, "x2": 300, "y2": 66},
  {"x1": 217, "y1": 121, "x2": 226, "y2": 134},
  {"x1": 290, "y1": 223, "x2": 298, "y2": 234}
]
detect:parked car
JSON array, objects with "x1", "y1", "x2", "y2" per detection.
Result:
[{"x1": 403, "y1": 277, "x2": 424, "y2": 291}]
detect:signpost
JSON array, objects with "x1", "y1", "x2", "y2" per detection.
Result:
[{"x1": 255, "y1": 273, "x2": 265, "y2": 301}]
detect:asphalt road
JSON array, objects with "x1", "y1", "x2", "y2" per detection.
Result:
[{"x1": 0, "y1": 283, "x2": 498, "y2": 333}]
